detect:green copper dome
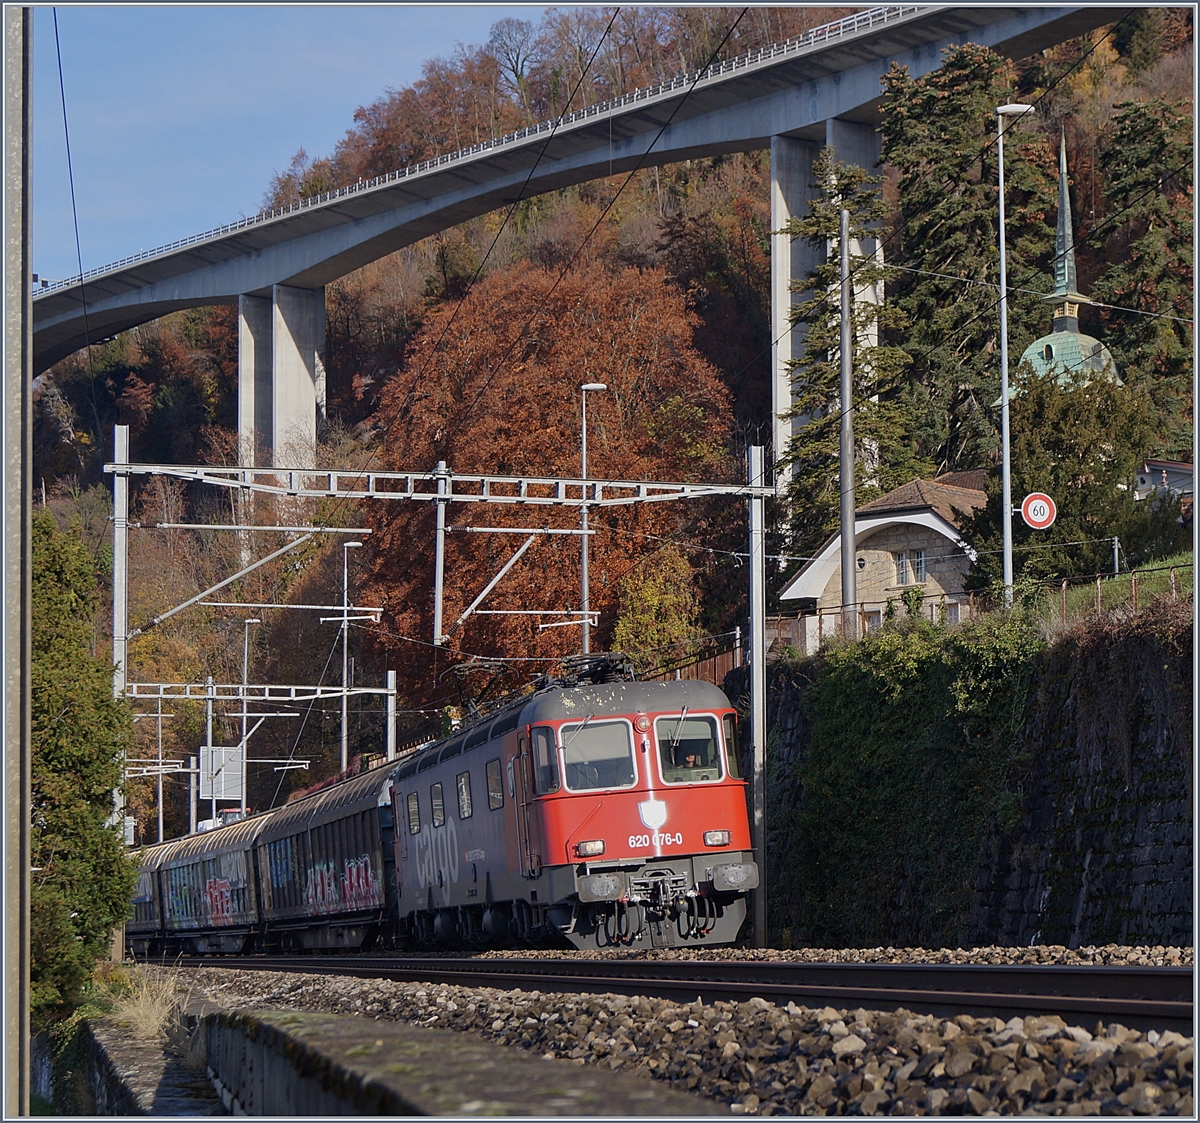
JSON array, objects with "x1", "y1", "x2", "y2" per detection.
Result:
[
  {"x1": 1018, "y1": 130, "x2": 1119, "y2": 387},
  {"x1": 1019, "y1": 330, "x2": 1117, "y2": 382},
  {"x1": 1000, "y1": 132, "x2": 1120, "y2": 403}
]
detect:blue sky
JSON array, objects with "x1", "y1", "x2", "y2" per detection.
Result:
[{"x1": 33, "y1": 5, "x2": 543, "y2": 282}]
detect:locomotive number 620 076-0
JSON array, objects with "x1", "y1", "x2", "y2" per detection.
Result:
[
  {"x1": 628, "y1": 831, "x2": 684, "y2": 848},
  {"x1": 128, "y1": 671, "x2": 758, "y2": 955}
]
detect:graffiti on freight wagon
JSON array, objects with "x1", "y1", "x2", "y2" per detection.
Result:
[
  {"x1": 341, "y1": 855, "x2": 380, "y2": 911},
  {"x1": 304, "y1": 861, "x2": 339, "y2": 913},
  {"x1": 303, "y1": 855, "x2": 381, "y2": 914},
  {"x1": 204, "y1": 877, "x2": 233, "y2": 924}
]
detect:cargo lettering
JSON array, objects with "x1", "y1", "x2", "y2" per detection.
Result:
[{"x1": 412, "y1": 818, "x2": 459, "y2": 907}]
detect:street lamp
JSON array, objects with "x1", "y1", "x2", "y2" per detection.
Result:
[
  {"x1": 341, "y1": 541, "x2": 363, "y2": 772},
  {"x1": 240, "y1": 618, "x2": 260, "y2": 815},
  {"x1": 996, "y1": 102, "x2": 1035, "y2": 609},
  {"x1": 579, "y1": 383, "x2": 608, "y2": 654}
]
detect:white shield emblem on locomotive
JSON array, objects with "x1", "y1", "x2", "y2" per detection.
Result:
[{"x1": 638, "y1": 799, "x2": 668, "y2": 830}]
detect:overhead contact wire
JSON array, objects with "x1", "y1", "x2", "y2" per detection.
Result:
[{"x1": 52, "y1": 9, "x2": 98, "y2": 424}]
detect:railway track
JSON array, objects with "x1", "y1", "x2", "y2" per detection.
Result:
[{"x1": 175, "y1": 955, "x2": 1194, "y2": 1035}]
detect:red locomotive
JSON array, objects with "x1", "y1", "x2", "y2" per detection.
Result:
[{"x1": 127, "y1": 662, "x2": 759, "y2": 954}]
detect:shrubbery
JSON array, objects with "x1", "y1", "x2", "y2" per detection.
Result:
[
  {"x1": 32, "y1": 509, "x2": 137, "y2": 1028},
  {"x1": 767, "y1": 611, "x2": 1044, "y2": 948}
]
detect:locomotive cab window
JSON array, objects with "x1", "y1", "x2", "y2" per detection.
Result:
[
  {"x1": 561, "y1": 719, "x2": 636, "y2": 792},
  {"x1": 407, "y1": 792, "x2": 420, "y2": 835},
  {"x1": 722, "y1": 713, "x2": 742, "y2": 778},
  {"x1": 656, "y1": 714, "x2": 722, "y2": 783},
  {"x1": 431, "y1": 782, "x2": 445, "y2": 827},
  {"x1": 485, "y1": 758, "x2": 504, "y2": 810},
  {"x1": 456, "y1": 771, "x2": 473, "y2": 819},
  {"x1": 530, "y1": 726, "x2": 560, "y2": 794}
]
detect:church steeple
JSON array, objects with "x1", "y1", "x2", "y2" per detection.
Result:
[
  {"x1": 1044, "y1": 129, "x2": 1088, "y2": 332},
  {"x1": 1016, "y1": 128, "x2": 1117, "y2": 389}
]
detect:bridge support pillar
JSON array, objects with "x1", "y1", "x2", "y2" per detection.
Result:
[
  {"x1": 237, "y1": 285, "x2": 326, "y2": 468},
  {"x1": 770, "y1": 120, "x2": 881, "y2": 481},
  {"x1": 770, "y1": 135, "x2": 821, "y2": 478}
]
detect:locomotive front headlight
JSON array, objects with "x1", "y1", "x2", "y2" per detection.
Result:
[
  {"x1": 703, "y1": 829, "x2": 731, "y2": 847},
  {"x1": 575, "y1": 839, "x2": 606, "y2": 857}
]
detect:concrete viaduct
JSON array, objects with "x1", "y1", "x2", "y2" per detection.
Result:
[{"x1": 33, "y1": 5, "x2": 1119, "y2": 468}]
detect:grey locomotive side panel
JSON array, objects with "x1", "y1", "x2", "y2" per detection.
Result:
[{"x1": 397, "y1": 724, "x2": 527, "y2": 916}]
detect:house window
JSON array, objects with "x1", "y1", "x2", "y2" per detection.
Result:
[
  {"x1": 913, "y1": 550, "x2": 926, "y2": 583},
  {"x1": 945, "y1": 602, "x2": 961, "y2": 626},
  {"x1": 1044, "y1": 343, "x2": 1054, "y2": 361},
  {"x1": 864, "y1": 610, "x2": 882, "y2": 633},
  {"x1": 894, "y1": 552, "x2": 908, "y2": 585}
]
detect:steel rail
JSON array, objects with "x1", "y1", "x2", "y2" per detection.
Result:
[{"x1": 172, "y1": 956, "x2": 1194, "y2": 1035}]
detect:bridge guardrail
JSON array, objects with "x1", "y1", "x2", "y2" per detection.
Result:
[{"x1": 35, "y1": 5, "x2": 921, "y2": 295}]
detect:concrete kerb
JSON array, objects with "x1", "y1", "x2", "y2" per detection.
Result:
[
  {"x1": 200, "y1": 1007, "x2": 726, "y2": 1115},
  {"x1": 82, "y1": 990, "x2": 726, "y2": 1116}
]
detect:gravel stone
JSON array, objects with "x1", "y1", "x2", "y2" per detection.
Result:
[
  {"x1": 461, "y1": 942, "x2": 1193, "y2": 967},
  {"x1": 167, "y1": 946, "x2": 1194, "y2": 1116}
]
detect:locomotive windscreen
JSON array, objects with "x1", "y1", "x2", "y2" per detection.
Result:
[
  {"x1": 560, "y1": 719, "x2": 636, "y2": 791},
  {"x1": 656, "y1": 715, "x2": 722, "y2": 783}
]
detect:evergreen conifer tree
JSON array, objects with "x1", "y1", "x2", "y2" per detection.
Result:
[
  {"x1": 777, "y1": 147, "x2": 918, "y2": 556},
  {"x1": 31, "y1": 508, "x2": 137, "y2": 1026},
  {"x1": 1091, "y1": 97, "x2": 1193, "y2": 458},
  {"x1": 880, "y1": 44, "x2": 1058, "y2": 473},
  {"x1": 959, "y1": 369, "x2": 1188, "y2": 590}
]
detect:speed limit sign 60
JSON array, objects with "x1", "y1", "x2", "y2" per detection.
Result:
[{"x1": 1021, "y1": 492, "x2": 1056, "y2": 530}]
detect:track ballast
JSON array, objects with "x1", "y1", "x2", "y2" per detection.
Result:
[{"x1": 171, "y1": 952, "x2": 1193, "y2": 1034}]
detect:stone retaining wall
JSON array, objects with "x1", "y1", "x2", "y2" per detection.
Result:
[
  {"x1": 80, "y1": 1017, "x2": 222, "y2": 1115},
  {"x1": 201, "y1": 1008, "x2": 720, "y2": 1115},
  {"x1": 963, "y1": 603, "x2": 1192, "y2": 947},
  {"x1": 730, "y1": 599, "x2": 1193, "y2": 948}
]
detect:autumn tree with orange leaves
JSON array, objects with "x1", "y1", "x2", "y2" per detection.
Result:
[{"x1": 359, "y1": 260, "x2": 736, "y2": 704}]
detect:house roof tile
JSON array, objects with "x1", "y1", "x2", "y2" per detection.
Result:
[{"x1": 857, "y1": 475, "x2": 987, "y2": 528}]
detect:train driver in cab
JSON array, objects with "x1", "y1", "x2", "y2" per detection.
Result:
[{"x1": 658, "y1": 713, "x2": 720, "y2": 782}]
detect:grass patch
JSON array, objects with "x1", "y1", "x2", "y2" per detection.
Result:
[
  {"x1": 40, "y1": 962, "x2": 197, "y2": 1115},
  {"x1": 98, "y1": 963, "x2": 193, "y2": 1046},
  {"x1": 1037, "y1": 551, "x2": 1193, "y2": 626}
]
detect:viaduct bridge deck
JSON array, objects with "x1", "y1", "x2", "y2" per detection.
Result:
[{"x1": 33, "y1": 5, "x2": 1119, "y2": 373}]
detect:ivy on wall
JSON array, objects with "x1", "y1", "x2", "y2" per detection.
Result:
[
  {"x1": 765, "y1": 613, "x2": 1044, "y2": 948},
  {"x1": 755, "y1": 592, "x2": 1194, "y2": 950}
]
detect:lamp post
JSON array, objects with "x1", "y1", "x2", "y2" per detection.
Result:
[
  {"x1": 579, "y1": 383, "x2": 608, "y2": 654},
  {"x1": 341, "y1": 541, "x2": 363, "y2": 772},
  {"x1": 240, "y1": 618, "x2": 260, "y2": 816},
  {"x1": 996, "y1": 102, "x2": 1035, "y2": 609}
]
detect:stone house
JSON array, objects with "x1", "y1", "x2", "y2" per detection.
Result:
[{"x1": 775, "y1": 471, "x2": 988, "y2": 654}]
